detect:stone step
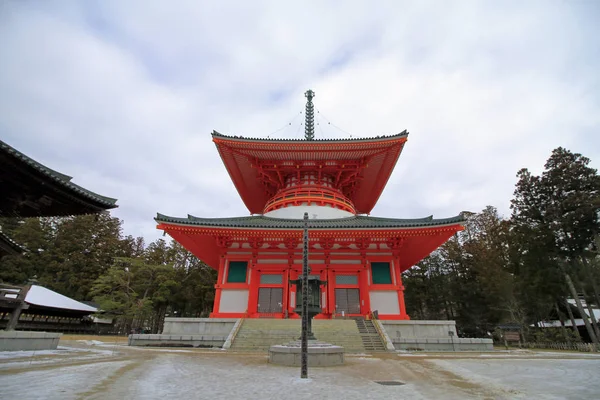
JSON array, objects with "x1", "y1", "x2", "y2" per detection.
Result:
[
  {"x1": 230, "y1": 319, "x2": 387, "y2": 352},
  {"x1": 354, "y1": 319, "x2": 387, "y2": 351}
]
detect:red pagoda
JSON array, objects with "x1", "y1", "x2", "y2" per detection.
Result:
[{"x1": 156, "y1": 91, "x2": 465, "y2": 320}]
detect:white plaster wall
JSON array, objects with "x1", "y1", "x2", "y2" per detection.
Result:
[
  {"x1": 369, "y1": 291, "x2": 400, "y2": 315},
  {"x1": 264, "y1": 205, "x2": 354, "y2": 219},
  {"x1": 219, "y1": 289, "x2": 249, "y2": 313}
]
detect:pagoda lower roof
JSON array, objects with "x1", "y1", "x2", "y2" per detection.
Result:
[
  {"x1": 156, "y1": 212, "x2": 465, "y2": 271},
  {"x1": 155, "y1": 213, "x2": 466, "y2": 230},
  {"x1": 0, "y1": 139, "x2": 118, "y2": 217}
]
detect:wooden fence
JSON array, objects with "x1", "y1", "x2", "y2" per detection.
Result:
[{"x1": 521, "y1": 342, "x2": 599, "y2": 352}]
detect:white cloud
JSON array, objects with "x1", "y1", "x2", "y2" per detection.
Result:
[{"x1": 0, "y1": 0, "x2": 598, "y2": 241}]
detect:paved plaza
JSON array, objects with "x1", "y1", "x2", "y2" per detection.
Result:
[{"x1": 1, "y1": 337, "x2": 599, "y2": 399}]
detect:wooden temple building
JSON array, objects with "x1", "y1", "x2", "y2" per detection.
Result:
[
  {"x1": 0, "y1": 138, "x2": 118, "y2": 259},
  {"x1": 157, "y1": 91, "x2": 465, "y2": 320},
  {"x1": 0, "y1": 139, "x2": 118, "y2": 219},
  {"x1": 0, "y1": 138, "x2": 118, "y2": 333}
]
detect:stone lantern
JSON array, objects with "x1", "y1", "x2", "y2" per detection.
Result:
[{"x1": 290, "y1": 273, "x2": 326, "y2": 340}]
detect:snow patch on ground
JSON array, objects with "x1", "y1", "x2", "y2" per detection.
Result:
[
  {"x1": 0, "y1": 346, "x2": 78, "y2": 359},
  {"x1": 430, "y1": 358, "x2": 600, "y2": 400},
  {"x1": 0, "y1": 346, "x2": 116, "y2": 370},
  {"x1": 76, "y1": 340, "x2": 106, "y2": 346},
  {"x1": 0, "y1": 361, "x2": 132, "y2": 400}
]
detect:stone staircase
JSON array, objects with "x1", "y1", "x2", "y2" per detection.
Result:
[
  {"x1": 313, "y1": 320, "x2": 366, "y2": 352},
  {"x1": 355, "y1": 319, "x2": 387, "y2": 352},
  {"x1": 229, "y1": 319, "x2": 299, "y2": 352},
  {"x1": 229, "y1": 318, "x2": 386, "y2": 353}
]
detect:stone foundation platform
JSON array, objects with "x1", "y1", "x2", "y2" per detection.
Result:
[
  {"x1": 128, "y1": 318, "x2": 237, "y2": 348},
  {"x1": 128, "y1": 318, "x2": 493, "y2": 352},
  {"x1": 128, "y1": 334, "x2": 226, "y2": 348}
]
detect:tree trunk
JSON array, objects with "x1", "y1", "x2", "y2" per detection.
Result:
[
  {"x1": 582, "y1": 287, "x2": 600, "y2": 338},
  {"x1": 565, "y1": 273, "x2": 598, "y2": 343},
  {"x1": 554, "y1": 302, "x2": 570, "y2": 341},
  {"x1": 580, "y1": 256, "x2": 600, "y2": 310},
  {"x1": 564, "y1": 298, "x2": 581, "y2": 340}
]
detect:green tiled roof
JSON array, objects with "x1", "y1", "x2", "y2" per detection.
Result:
[
  {"x1": 0, "y1": 230, "x2": 25, "y2": 255},
  {"x1": 212, "y1": 130, "x2": 409, "y2": 142},
  {"x1": 1, "y1": 139, "x2": 118, "y2": 209},
  {"x1": 155, "y1": 213, "x2": 466, "y2": 229}
]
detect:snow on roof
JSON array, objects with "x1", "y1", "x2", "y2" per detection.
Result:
[
  {"x1": 566, "y1": 299, "x2": 600, "y2": 319},
  {"x1": 25, "y1": 285, "x2": 97, "y2": 313}
]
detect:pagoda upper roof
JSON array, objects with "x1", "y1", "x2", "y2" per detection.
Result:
[
  {"x1": 0, "y1": 139, "x2": 118, "y2": 217},
  {"x1": 156, "y1": 212, "x2": 466, "y2": 230},
  {"x1": 212, "y1": 130, "x2": 408, "y2": 143},
  {"x1": 211, "y1": 130, "x2": 409, "y2": 214}
]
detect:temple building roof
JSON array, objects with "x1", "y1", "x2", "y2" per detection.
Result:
[
  {"x1": 0, "y1": 139, "x2": 118, "y2": 217},
  {"x1": 25, "y1": 285, "x2": 98, "y2": 313},
  {"x1": 156, "y1": 213, "x2": 466, "y2": 230},
  {"x1": 0, "y1": 230, "x2": 24, "y2": 257}
]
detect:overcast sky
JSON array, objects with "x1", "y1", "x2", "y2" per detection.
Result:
[{"x1": 1, "y1": 0, "x2": 599, "y2": 243}]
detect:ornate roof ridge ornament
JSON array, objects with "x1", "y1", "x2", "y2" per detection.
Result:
[{"x1": 304, "y1": 90, "x2": 315, "y2": 141}]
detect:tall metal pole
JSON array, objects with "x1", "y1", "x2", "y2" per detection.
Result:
[{"x1": 300, "y1": 212, "x2": 309, "y2": 378}]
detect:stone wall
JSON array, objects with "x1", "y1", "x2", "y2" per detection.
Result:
[
  {"x1": 162, "y1": 318, "x2": 237, "y2": 335},
  {"x1": 381, "y1": 320, "x2": 457, "y2": 339},
  {"x1": 379, "y1": 320, "x2": 493, "y2": 352},
  {"x1": 129, "y1": 318, "x2": 238, "y2": 348},
  {"x1": 0, "y1": 331, "x2": 61, "y2": 351}
]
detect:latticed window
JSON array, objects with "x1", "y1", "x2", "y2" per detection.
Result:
[
  {"x1": 371, "y1": 262, "x2": 392, "y2": 284},
  {"x1": 227, "y1": 261, "x2": 248, "y2": 283},
  {"x1": 335, "y1": 275, "x2": 358, "y2": 285},
  {"x1": 260, "y1": 274, "x2": 283, "y2": 284}
]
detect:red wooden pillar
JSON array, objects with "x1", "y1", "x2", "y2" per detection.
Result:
[
  {"x1": 397, "y1": 277, "x2": 409, "y2": 319},
  {"x1": 211, "y1": 255, "x2": 226, "y2": 316},
  {"x1": 286, "y1": 250, "x2": 295, "y2": 317},
  {"x1": 360, "y1": 253, "x2": 371, "y2": 317},
  {"x1": 318, "y1": 268, "x2": 327, "y2": 318},
  {"x1": 395, "y1": 256, "x2": 409, "y2": 320},
  {"x1": 247, "y1": 255, "x2": 259, "y2": 316},
  {"x1": 282, "y1": 267, "x2": 290, "y2": 318},
  {"x1": 328, "y1": 268, "x2": 335, "y2": 317},
  {"x1": 329, "y1": 268, "x2": 337, "y2": 316},
  {"x1": 322, "y1": 250, "x2": 330, "y2": 317}
]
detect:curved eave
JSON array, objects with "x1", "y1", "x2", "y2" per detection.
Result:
[
  {"x1": 0, "y1": 139, "x2": 118, "y2": 216},
  {"x1": 211, "y1": 130, "x2": 409, "y2": 214},
  {"x1": 0, "y1": 230, "x2": 25, "y2": 256},
  {"x1": 155, "y1": 212, "x2": 466, "y2": 230},
  {"x1": 156, "y1": 212, "x2": 464, "y2": 271},
  {"x1": 211, "y1": 130, "x2": 408, "y2": 143}
]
